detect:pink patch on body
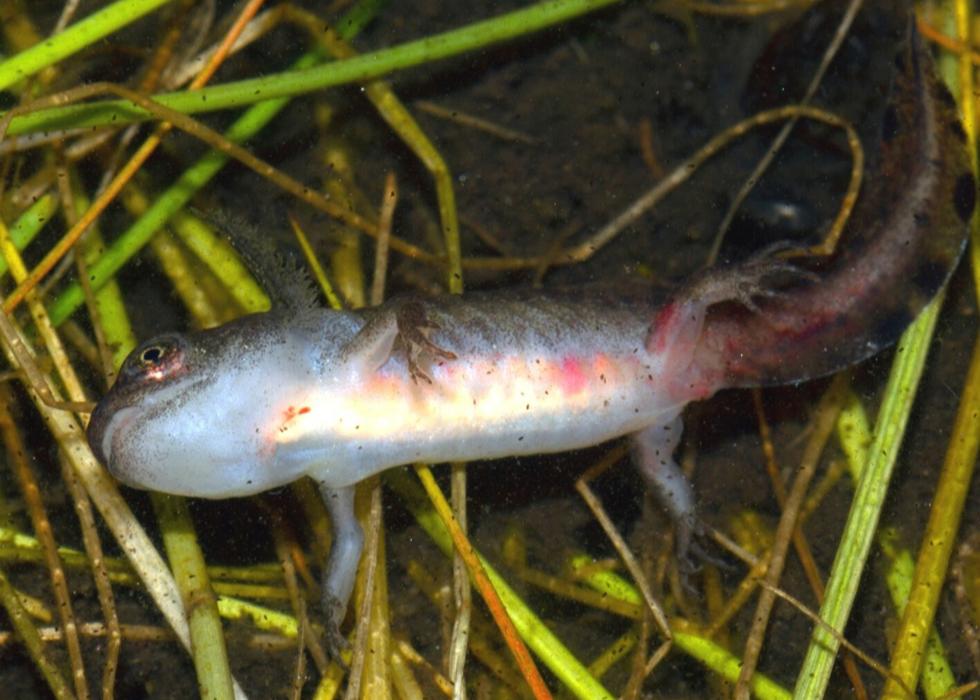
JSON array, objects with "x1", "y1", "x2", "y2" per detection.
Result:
[
  {"x1": 559, "y1": 356, "x2": 588, "y2": 394},
  {"x1": 647, "y1": 301, "x2": 679, "y2": 353}
]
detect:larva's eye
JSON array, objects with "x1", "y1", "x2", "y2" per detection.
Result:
[
  {"x1": 139, "y1": 345, "x2": 166, "y2": 366},
  {"x1": 120, "y1": 335, "x2": 187, "y2": 384}
]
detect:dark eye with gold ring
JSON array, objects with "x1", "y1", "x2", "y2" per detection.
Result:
[
  {"x1": 140, "y1": 345, "x2": 164, "y2": 365},
  {"x1": 120, "y1": 335, "x2": 187, "y2": 384}
]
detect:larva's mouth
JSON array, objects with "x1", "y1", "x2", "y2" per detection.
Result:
[{"x1": 86, "y1": 399, "x2": 134, "y2": 475}]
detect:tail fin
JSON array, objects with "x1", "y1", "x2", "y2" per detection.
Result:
[{"x1": 694, "y1": 21, "x2": 975, "y2": 390}]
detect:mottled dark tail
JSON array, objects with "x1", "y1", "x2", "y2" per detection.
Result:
[{"x1": 693, "y1": 20, "x2": 975, "y2": 390}]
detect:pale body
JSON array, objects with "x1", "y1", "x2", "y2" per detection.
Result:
[
  {"x1": 89, "y1": 291, "x2": 711, "y2": 637},
  {"x1": 91, "y1": 291, "x2": 705, "y2": 509}
]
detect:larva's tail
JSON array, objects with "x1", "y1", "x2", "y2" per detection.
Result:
[{"x1": 693, "y1": 20, "x2": 975, "y2": 390}]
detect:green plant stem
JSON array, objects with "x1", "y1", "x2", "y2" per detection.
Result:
[
  {"x1": 881, "y1": 328, "x2": 980, "y2": 698},
  {"x1": 878, "y1": 529, "x2": 955, "y2": 698},
  {"x1": 154, "y1": 494, "x2": 234, "y2": 700},
  {"x1": 386, "y1": 468, "x2": 614, "y2": 700},
  {"x1": 2, "y1": 0, "x2": 621, "y2": 137},
  {"x1": 0, "y1": 0, "x2": 172, "y2": 91},
  {"x1": 46, "y1": 0, "x2": 389, "y2": 325},
  {"x1": 46, "y1": 52, "x2": 316, "y2": 326},
  {"x1": 0, "y1": 193, "x2": 57, "y2": 279},
  {"x1": 793, "y1": 295, "x2": 943, "y2": 699},
  {"x1": 0, "y1": 564, "x2": 73, "y2": 698}
]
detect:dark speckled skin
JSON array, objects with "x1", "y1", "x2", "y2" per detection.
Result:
[{"x1": 692, "y1": 22, "x2": 974, "y2": 389}]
